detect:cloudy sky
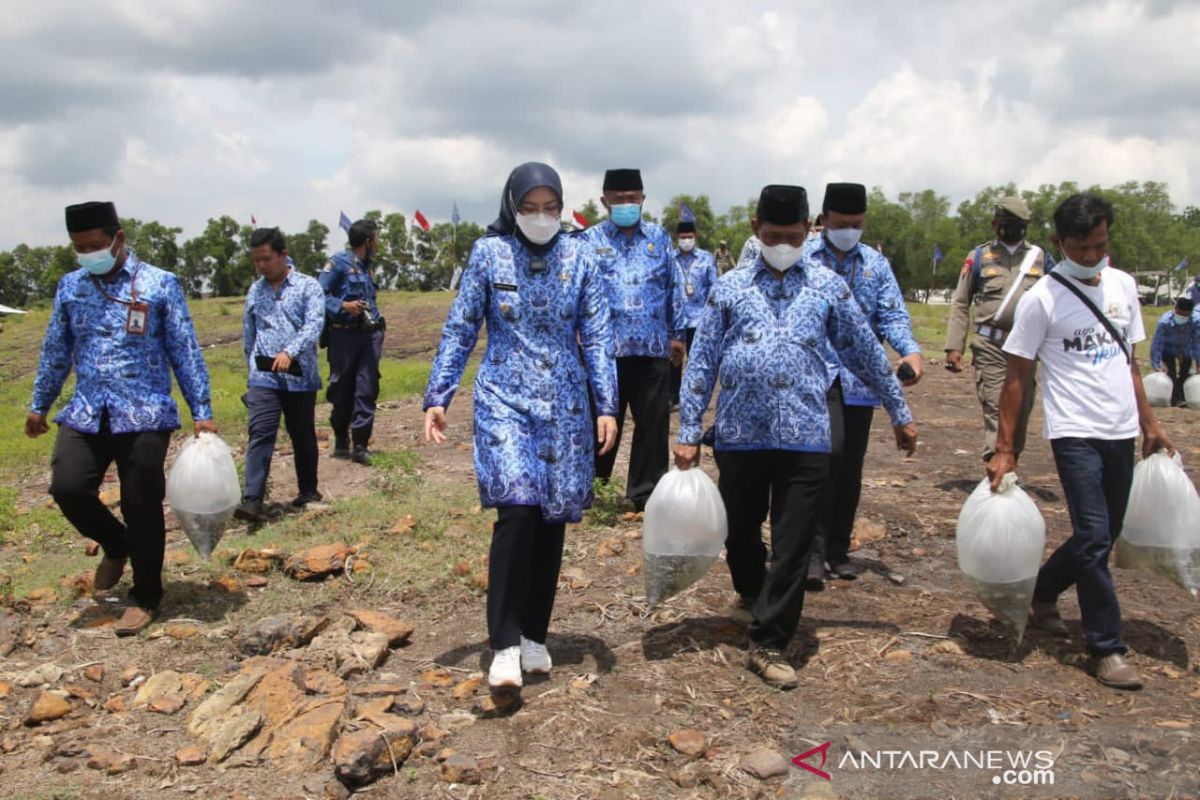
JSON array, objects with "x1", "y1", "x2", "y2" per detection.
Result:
[{"x1": 2, "y1": 0, "x2": 1198, "y2": 249}]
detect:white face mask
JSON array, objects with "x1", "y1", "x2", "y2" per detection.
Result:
[
  {"x1": 825, "y1": 227, "x2": 862, "y2": 252},
  {"x1": 761, "y1": 243, "x2": 802, "y2": 271},
  {"x1": 678, "y1": 237, "x2": 696, "y2": 252},
  {"x1": 516, "y1": 212, "x2": 561, "y2": 246},
  {"x1": 1058, "y1": 251, "x2": 1107, "y2": 281}
]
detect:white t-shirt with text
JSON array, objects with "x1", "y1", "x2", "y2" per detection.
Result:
[{"x1": 1003, "y1": 267, "x2": 1145, "y2": 440}]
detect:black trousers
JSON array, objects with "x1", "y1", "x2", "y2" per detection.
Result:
[
  {"x1": 669, "y1": 328, "x2": 697, "y2": 404},
  {"x1": 594, "y1": 356, "x2": 671, "y2": 508},
  {"x1": 243, "y1": 387, "x2": 319, "y2": 500},
  {"x1": 327, "y1": 328, "x2": 383, "y2": 445},
  {"x1": 487, "y1": 506, "x2": 565, "y2": 649},
  {"x1": 715, "y1": 449, "x2": 831, "y2": 650},
  {"x1": 811, "y1": 380, "x2": 875, "y2": 567},
  {"x1": 1164, "y1": 354, "x2": 1193, "y2": 406},
  {"x1": 49, "y1": 421, "x2": 171, "y2": 610}
]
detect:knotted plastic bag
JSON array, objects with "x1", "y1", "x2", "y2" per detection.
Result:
[
  {"x1": 166, "y1": 432, "x2": 241, "y2": 559},
  {"x1": 956, "y1": 474, "x2": 1046, "y2": 642},
  {"x1": 1185, "y1": 375, "x2": 1200, "y2": 410},
  {"x1": 1117, "y1": 452, "x2": 1200, "y2": 598},
  {"x1": 643, "y1": 468, "x2": 728, "y2": 606},
  {"x1": 1143, "y1": 371, "x2": 1173, "y2": 407}
]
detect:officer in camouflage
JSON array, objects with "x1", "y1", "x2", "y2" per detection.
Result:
[{"x1": 944, "y1": 197, "x2": 1054, "y2": 461}]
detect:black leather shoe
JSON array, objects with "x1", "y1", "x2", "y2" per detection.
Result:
[
  {"x1": 351, "y1": 446, "x2": 372, "y2": 466},
  {"x1": 291, "y1": 491, "x2": 324, "y2": 509},
  {"x1": 332, "y1": 434, "x2": 350, "y2": 459},
  {"x1": 234, "y1": 497, "x2": 266, "y2": 522}
]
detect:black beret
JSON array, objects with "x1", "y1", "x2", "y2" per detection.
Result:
[
  {"x1": 676, "y1": 221, "x2": 696, "y2": 234},
  {"x1": 756, "y1": 185, "x2": 809, "y2": 226},
  {"x1": 822, "y1": 183, "x2": 867, "y2": 214},
  {"x1": 65, "y1": 201, "x2": 119, "y2": 233},
  {"x1": 603, "y1": 168, "x2": 643, "y2": 192}
]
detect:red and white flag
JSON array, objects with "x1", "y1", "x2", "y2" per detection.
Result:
[
  {"x1": 572, "y1": 210, "x2": 589, "y2": 229},
  {"x1": 414, "y1": 210, "x2": 431, "y2": 232},
  {"x1": 251, "y1": 214, "x2": 258, "y2": 226}
]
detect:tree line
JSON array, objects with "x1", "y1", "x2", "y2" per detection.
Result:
[{"x1": 2, "y1": 181, "x2": 1197, "y2": 308}]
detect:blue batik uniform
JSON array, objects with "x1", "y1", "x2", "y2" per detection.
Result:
[
  {"x1": 318, "y1": 249, "x2": 384, "y2": 446},
  {"x1": 675, "y1": 247, "x2": 719, "y2": 330},
  {"x1": 1150, "y1": 310, "x2": 1197, "y2": 368},
  {"x1": 31, "y1": 252, "x2": 212, "y2": 431},
  {"x1": 583, "y1": 219, "x2": 685, "y2": 356},
  {"x1": 424, "y1": 233, "x2": 617, "y2": 524},
  {"x1": 736, "y1": 236, "x2": 761, "y2": 271},
  {"x1": 802, "y1": 236, "x2": 920, "y2": 407},
  {"x1": 679, "y1": 256, "x2": 912, "y2": 451},
  {"x1": 244, "y1": 268, "x2": 326, "y2": 392}
]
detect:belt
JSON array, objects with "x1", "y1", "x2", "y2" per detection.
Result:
[{"x1": 975, "y1": 324, "x2": 1008, "y2": 343}]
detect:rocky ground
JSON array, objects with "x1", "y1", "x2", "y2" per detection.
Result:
[{"x1": 1, "y1": 351, "x2": 1199, "y2": 799}]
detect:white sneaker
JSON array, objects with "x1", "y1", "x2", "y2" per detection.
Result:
[
  {"x1": 520, "y1": 636, "x2": 552, "y2": 674},
  {"x1": 488, "y1": 646, "x2": 522, "y2": 688}
]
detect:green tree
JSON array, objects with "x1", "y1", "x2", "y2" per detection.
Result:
[
  {"x1": 577, "y1": 199, "x2": 603, "y2": 226},
  {"x1": 183, "y1": 216, "x2": 252, "y2": 297},
  {"x1": 660, "y1": 195, "x2": 718, "y2": 251},
  {"x1": 284, "y1": 219, "x2": 330, "y2": 277},
  {"x1": 121, "y1": 217, "x2": 182, "y2": 273}
]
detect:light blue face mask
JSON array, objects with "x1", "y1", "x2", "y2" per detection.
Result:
[
  {"x1": 1057, "y1": 252, "x2": 1106, "y2": 281},
  {"x1": 1175, "y1": 314, "x2": 1193, "y2": 325},
  {"x1": 76, "y1": 240, "x2": 118, "y2": 275},
  {"x1": 609, "y1": 203, "x2": 642, "y2": 228}
]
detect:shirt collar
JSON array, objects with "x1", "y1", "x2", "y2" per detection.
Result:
[{"x1": 602, "y1": 218, "x2": 646, "y2": 241}]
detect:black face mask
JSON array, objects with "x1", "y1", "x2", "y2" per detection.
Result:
[{"x1": 997, "y1": 223, "x2": 1026, "y2": 245}]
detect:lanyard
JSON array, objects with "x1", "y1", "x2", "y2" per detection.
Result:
[{"x1": 91, "y1": 261, "x2": 141, "y2": 306}]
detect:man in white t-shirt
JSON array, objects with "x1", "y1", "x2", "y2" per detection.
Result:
[{"x1": 988, "y1": 192, "x2": 1175, "y2": 691}]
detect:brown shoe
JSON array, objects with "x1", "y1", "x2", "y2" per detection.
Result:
[
  {"x1": 1093, "y1": 654, "x2": 1142, "y2": 690},
  {"x1": 113, "y1": 606, "x2": 156, "y2": 637},
  {"x1": 93, "y1": 556, "x2": 127, "y2": 592},
  {"x1": 1029, "y1": 600, "x2": 1069, "y2": 637},
  {"x1": 747, "y1": 647, "x2": 798, "y2": 689}
]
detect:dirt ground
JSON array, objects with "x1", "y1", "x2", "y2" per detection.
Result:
[{"x1": 1, "y1": 353, "x2": 1198, "y2": 800}]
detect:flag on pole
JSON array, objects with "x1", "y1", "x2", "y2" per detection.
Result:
[
  {"x1": 933, "y1": 244, "x2": 944, "y2": 264},
  {"x1": 679, "y1": 203, "x2": 696, "y2": 223},
  {"x1": 1173, "y1": 255, "x2": 1190, "y2": 272},
  {"x1": 338, "y1": 212, "x2": 352, "y2": 233},
  {"x1": 414, "y1": 210, "x2": 431, "y2": 232},
  {"x1": 451, "y1": 202, "x2": 460, "y2": 226},
  {"x1": 572, "y1": 210, "x2": 589, "y2": 229}
]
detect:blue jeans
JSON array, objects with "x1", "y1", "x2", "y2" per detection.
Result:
[
  {"x1": 1035, "y1": 437, "x2": 1135, "y2": 657},
  {"x1": 243, "y1": 387, "x2": 319, "y2": 500}
]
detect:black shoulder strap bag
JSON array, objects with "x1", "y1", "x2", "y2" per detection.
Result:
[{"x1": 1048, "y1": 271, "x2": 1131, "y2": 365}]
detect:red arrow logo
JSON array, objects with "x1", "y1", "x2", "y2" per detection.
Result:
[{"x1": 792, "y1": 741, "x2": 832, "y2": 780}]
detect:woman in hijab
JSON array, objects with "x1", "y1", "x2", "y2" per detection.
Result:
[{"x1": 424, "y1": 162, "x2": 618, "y2": 690}]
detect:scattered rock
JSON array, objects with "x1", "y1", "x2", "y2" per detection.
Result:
[
  {"x1": 17, "y1": 663, "x2": 65, "y2": 688},
  {"x1": 261, "y1": 698, "x2": 345, "y2": 768},
  {"x1": 929, "y1": 639, "x2": 966, "y2": 656},
  {"x1": 388, "y1": 516, "x2": 416, "y2": 535},
  {"x1": 59, "y1": 571, "x2": 94, "y2": 599},
  {"x1": 244, "y1": 575, "x2": 269, "y2": 588},
  {"x1": 302, "y1": 668, "x2": 347, "y2": 697},
  {"x1": 234, "y1": 614, "x2": 330, "y2": 656},
  {"x1": 668, "y1": 729, "x2": 706, "y2": 758},
  {"x1": 438, "y1": 711, "x2": 477, "y2": 732},
  {"x1": 439, "y1": 753, "x2": 482, "y2": 785},
  {"x1": 560, "y1": 567, "x2": 592, "y2": 590},
  {"x1": 883, "y1": 649, "x2": 913, "y2": 662},
  {"x1": 148, "y1": 693, "x2": 187, "y2": 714},
  {"x1": 233, "y1": 548, "x2": 287, "y2": 574},
  {"x1": 174, "y1": 745, "x2": 207, "y2": 766},
  {"x1": 569, "y1": 673, "x2": 599, "y2": 692},
  {"x1": 333, "y1": 723, "x2": 419, "y2": 788},
  {"x1": 0, "y1": 681, "x2": 10, "y2": 698},
  {"x1": 393, "y1": 695, "x2": 425, "y2": 715},
  {"x1": 1, "y1": 735, "x2": 18, "y2": 753},
  {"x1": 120, "y1": 667, "x2": 142, "y2": 687},
  {"x1": 740, "y1": 747, "x2": 788, "y2": 780},
  {"x1": 86, "y1": 748, "x2": 136, "y2": 775},
  {"x1": 284, "y1": 543, "x2": 354, "y2": 581},
  {"x1": 596, "y1": 537, "x2": 625, "y2": 557},
  {"x1": 103, "y1": 694, "x2": 128, "y2": 714},
  {"x1": 207, "y1": 707, "x2": 265, "y2": 763},
  {"x1": 352, "y1": 680, "x2": 406, "y2": 698},
  {"x1": 133, "y1": 670, "x2": 183, "y2": 708},
  {"x1": 451, "y1": 560, "x2": 471, "y2": 577},
  {"x1": 435, "y1": 746, "x2": 457, "y2": 762},
  {"x1": 84, "y1": 542, "x2": 100, "y2": 557},
  {"x1": 242, "y1": 660, "x2": 307, "y2": 727},
  {"x1": 83, "y1": 665, "x2": 104, "y2": 683},
  {"x1": 852, "y1": 518, "x2": 887, "y2": 547},
  {"x1": 451, "y1": 675, "x2": 484, "y2": 700},
  {"x1": 187, "y1": 669, "x2": 266, "y2": 738},
  {"x1": 164, "y1": 623, "x2": 202, "y2": 640},
  {"x1": 419, "y1": 669, "x2": 455, "y2": 689},
  {"x1": 473, "y1": 691, "x2": 521, "y2": 719},
  {"x1": 348, "y1": 610, "x2": 414, "y2": 647},
  {"x1": 25, "y1": 692, "x2": 72, "y2": 725},
  {"x1": 210, "y1": 576, "x2": 242, "y2": 594},
  {"x1": 420, "y1": 724, "x2": 450, "y2": 742}
]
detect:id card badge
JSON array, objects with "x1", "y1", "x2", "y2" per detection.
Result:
[
  {"x1": 685, "y1": 282, "x2": 695, "y2": 297},
  {"x1": 126, "y1": 301, "x2": 148, "y2": 335}
]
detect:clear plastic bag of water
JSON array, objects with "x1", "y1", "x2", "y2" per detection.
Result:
[
  {"x1": 166, "y1": 432, "x2": 241, "y2": 559},
  {"x1": 956, "y1": 474, "x2": 1046, "y2": 641},
  {"x1": 643, "y1": 468, "x2": 728, "y2": 606},
  {"x1": 1117, "y1": 452, "x2": 1200, "y2": 598},
  {"x1": 1143, "y1": 371, "x2": 1172, "y2": 407},
  {"x1": 1185, "y1": 375, "x2": 1200, "y2": 410}
]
